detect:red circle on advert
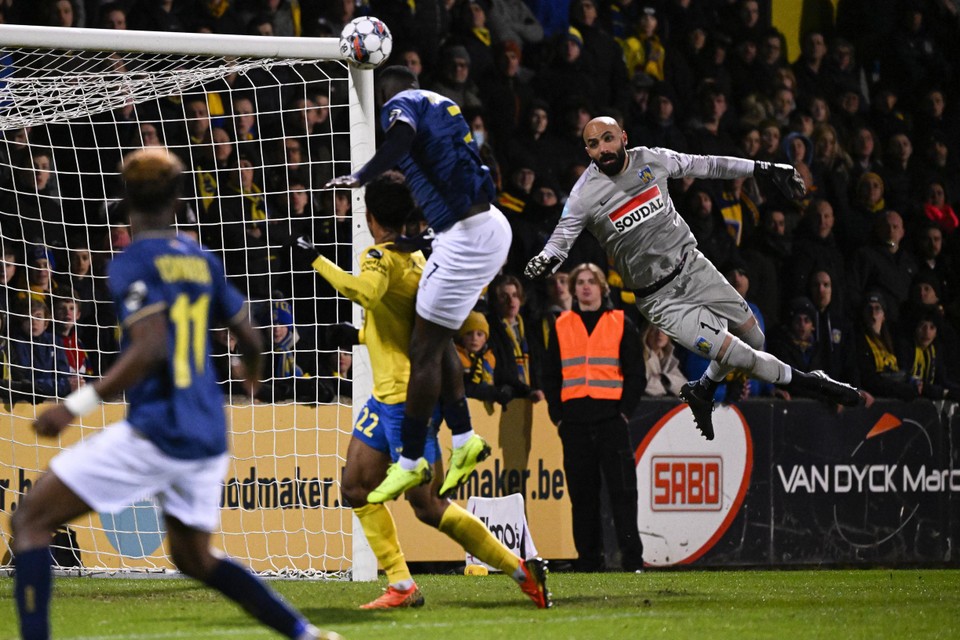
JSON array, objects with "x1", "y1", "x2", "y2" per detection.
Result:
[{"x1": 634, "y1": 403, "x2": 753, "y2": 565}]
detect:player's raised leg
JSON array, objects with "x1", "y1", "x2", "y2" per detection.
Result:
[
  {"x1": 682, "y1": 316, "x2": 862, "y2": 439},
  {"x1": 437, "y1": 339, "x2": 490, "y2": 497}
]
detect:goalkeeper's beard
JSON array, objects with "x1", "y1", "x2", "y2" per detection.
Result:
[{"x1": 597, "y1": 147, "x2": 627, "y2": 176}]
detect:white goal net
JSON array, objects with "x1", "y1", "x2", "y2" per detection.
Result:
[{"x1": 0, "y1": 25, "x2": 377, "y2": 579}]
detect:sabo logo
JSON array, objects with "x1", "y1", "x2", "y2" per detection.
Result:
[{"x1": 635, "y1": 404, "x2": 752, "y2": 566}]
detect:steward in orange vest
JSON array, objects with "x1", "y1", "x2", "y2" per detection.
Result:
[
  {"x1": 541, "y1": 263, "x2": 646, "y2": 572},
  {"x1": 557, "y1": 309, "x2": 626, "y2": 402},
  {"x1": 544, "y1": 306, "x2": 645, "y2": 426}
]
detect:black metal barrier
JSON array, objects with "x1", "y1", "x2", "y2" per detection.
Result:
[{"x1": 627, "y1": 398, "x2": 958, "y2": 567}]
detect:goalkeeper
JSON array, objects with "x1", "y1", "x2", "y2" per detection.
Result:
[
  {"x1": 294, "y1": 172, "x2": 550, "y2": 610},
  {"x1": 525, "y1": 117, "x2": 864, "y2": 440}
]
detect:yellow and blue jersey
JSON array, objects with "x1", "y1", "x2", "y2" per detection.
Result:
[
  {"x1": 311, "y1": 243, "x2": 423, "y2": 404},
  {"x1": 108, "y1": 234, "x2": 245, "y2": 460},
  {"x1": 382, "y1": 89, "x2": 496, "y2": 232}
]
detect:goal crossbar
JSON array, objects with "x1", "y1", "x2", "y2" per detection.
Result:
[{"x1": 0, "y1": 24, "x2": 344, "y2": 60}]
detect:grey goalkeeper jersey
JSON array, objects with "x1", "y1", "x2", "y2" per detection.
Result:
[{"x1": 542, "y1": 147, "x2": 755, "y2": 290}]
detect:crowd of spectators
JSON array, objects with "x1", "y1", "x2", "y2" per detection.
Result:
[{"x1": 2, "y1": 0, "x2": 960, "y2": 409}]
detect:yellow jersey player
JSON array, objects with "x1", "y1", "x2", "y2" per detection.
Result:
[{"x1": 292, "y1": 171, "x2": 550, "y2": 609}]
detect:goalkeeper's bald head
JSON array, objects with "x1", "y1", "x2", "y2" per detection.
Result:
[{"x1": 121, "y1": 148, "x2": 184, "y2": 217}]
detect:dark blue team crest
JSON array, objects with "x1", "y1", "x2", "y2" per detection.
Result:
[{"x1": 638, "y1": 165, "x2": 654, "y2": 185}]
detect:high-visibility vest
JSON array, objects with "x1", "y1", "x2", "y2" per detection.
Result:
[{"x1": 556, "y1": 309, "x2": 624, "y2": 401}]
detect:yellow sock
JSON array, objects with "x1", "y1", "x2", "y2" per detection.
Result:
[
  {"x1": 438, "y1": 503, "x2": 521, "y2": 575},
  {"x1": 354, "y1": 503, "x2": 411, "y2": 585}
]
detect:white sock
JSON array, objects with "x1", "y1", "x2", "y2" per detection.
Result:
[
  {"x1": 451, "y1": 430, "x2": 475, "y2": 448},
  {"x1": 719, "y1": 335, "x2": 791, "y2": 384},
  {"x1": 391, "y1": 578, "x2": 415, "y2": 591},
  {"x1": 704, "y1": 360, "x2": 733, "y2": 383},
  {"x1": 398, "y1": 456, "x2": 419, "y2": 471},
  {"x1": 512, "y1": 565, "x2": 527, "y2": 582}
]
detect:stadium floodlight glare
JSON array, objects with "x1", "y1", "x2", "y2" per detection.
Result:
[{"x1": 0, "y1": 24, "x2": 377, "y2": 580}]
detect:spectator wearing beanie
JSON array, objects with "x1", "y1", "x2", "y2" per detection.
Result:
[
  {"x1": 768, "y1": 297, "x2": 824, "y2": 387},
  {"x1": 856, "y1": 291, "x2": 919, "y2": 401},
  {"x1": 429, "y1": 45, "x2": 484, "y2": 110},
  {"x1": 456, "y1": 310, "x2": 514, "y2": 411}
]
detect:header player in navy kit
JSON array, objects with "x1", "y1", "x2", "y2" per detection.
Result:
[
  {"x1": 326, "y1": 66, "x2": 512, "y2": 505},
  {"x1": 526, "y1": 117, "x2": 863, "y2": 438},
  {"x1": 11, "y1": 149, "x2": 338, "y2": 640}
]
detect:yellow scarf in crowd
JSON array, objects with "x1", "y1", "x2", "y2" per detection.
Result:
[
  {"x1": 865, "y1": 334, "x2": 899, "y2": 372},
  {"x1": 909, "y1": 344, "x2": 936, "y2": 383},
  {"x1": 502, "y1": 317, "x2": 530, "y2": 386}
]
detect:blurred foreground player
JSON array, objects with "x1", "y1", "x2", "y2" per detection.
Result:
[{"x1": 11, "y1": 149, "x2": 339, "y2": 640}]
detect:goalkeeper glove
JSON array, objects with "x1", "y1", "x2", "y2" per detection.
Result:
[
  {"x1": 324, "y1": 323, "x2": 360, "y2": 350},
  {"x1": 524, "y1": 251, "x2": 562, "y2": 280},
  {"x1": 754, "y1": 161, "x2": 806, "y2": 200}
]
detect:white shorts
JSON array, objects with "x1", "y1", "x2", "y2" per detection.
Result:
[
  {"x1": 417, "y1": 206, "x2": 511, "y2": 330},
  {"x1": 50, "y1": 421, "x2": 229, "y2": 533}
]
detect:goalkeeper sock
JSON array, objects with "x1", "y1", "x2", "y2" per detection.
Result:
[
  {"x1": 438, "y1": 503, "x2": 521, "y2": 575},
  {"x1": 354, "y1": 503, "x2": 412, "y2": 587},
  {"x1": 443, "y1": 397, "x2": 473, "y2": 436},
  {"x1": 204, "y1": 557, "x2": 306, "y2": 638},
  {"x1": 399, "y1": 413, "x2": 429, "y2": 461},
  {"x1": 699, "y1": 361, "x2": 732, "y2": 394},
  {"x1": 15, "y1": 547, "x2": 53, "y2": 640}
]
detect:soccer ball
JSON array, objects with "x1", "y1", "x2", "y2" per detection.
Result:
[{"x1": 339, "y1": 16, "x2": 393, "y2": 70}]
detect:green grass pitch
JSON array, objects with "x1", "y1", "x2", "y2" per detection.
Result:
[{"x1": 2, "y1": 569, "x2": 958, "y2": 639}]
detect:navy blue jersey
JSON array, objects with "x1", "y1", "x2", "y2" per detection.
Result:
[
  {"x1": 381, "y1": 89, "x2": 496, "y2": 232},
  {"x1": 108, "y1": 234, "x2": 246, "y2": 460}
]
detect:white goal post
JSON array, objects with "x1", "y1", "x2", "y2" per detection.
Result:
[{"x1": 0, "y1": 24, "x2": 377, "y2": 580}]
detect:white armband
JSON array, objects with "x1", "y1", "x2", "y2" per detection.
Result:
[{"x1": 63, "y1": 385, "x2": 102, "y2": 417}]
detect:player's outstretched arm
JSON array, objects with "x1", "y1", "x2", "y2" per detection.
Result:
[
  {"x1": 33, "y1": 313, "x2": 168, "y2": 437},
  {"x1": 323, "y1": 121, "x2": 416, "y2": 189},
  {"x1": 291, "y1": 235, "x2": 389, "y2": 309},
  {"x1": 229, "y1": 308, "x2": 263, "y2": 397}
]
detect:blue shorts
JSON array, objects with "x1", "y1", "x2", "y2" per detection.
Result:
[{"x1": 353, "y1": 397, "x2": 441, "y2": 464}]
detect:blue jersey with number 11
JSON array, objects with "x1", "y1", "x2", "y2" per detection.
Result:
[
  {"x1": 108, "y1": 234, "x2": 246, "y2": 460},
  {"x1": 381, "y1": 89, "x2": 496, "y2": 232}
]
